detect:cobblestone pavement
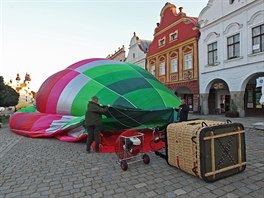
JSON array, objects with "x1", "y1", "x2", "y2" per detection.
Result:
[{"x1": 0, "y1": 121, "x2": 263, "y2": 198}]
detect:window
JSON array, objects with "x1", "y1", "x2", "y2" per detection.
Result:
[
  {"x1": 255, "y1": 87, "x2": 262, "y2": 108},
  {"x1": 150, "y1": 66, "x2": 155, "y2": 76},
  {"x1": 208, "y1": 42, "x2": 217, "y2": 65},
  {"x1": 184, "y1": 54, "x2": 192, "y2": 70},
  {"x1": 229, "y1": 0, "x2": 235, "y2": 4},
  {"x1": 171, "y1": 33, "x2": 177, "y2": 41},
  {"x1": 133, "y1": 53, "x2": 135, "y2": 59},
  {"x1": 227, "y1": 34, "x2": 240, "y2": 59},
  {"x1": 252, "y1": 24, "x2": 264, "y2": 53},
  {"x1": 171, "y1": 58, "x2": 178, "y2": 73},
  {"x1": 159, "y1": 39, "x2": 165, "y2": 46},
  {"x1": 159, "y1": 62, "x2": 165, "y2": 75},
  {"x1": 170, "y1": 31, "x2": 178, "y2": 41},
  {"x1": 158, "y1": 37, "x2": 166, "y2": 47}
]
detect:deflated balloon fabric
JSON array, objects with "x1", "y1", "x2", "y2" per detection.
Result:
[{"x1": 9, "y1": 58, "x2": 180, "y2": 152}]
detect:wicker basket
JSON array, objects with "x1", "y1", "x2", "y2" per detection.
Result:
[{"x1": 166, "y1": 120, "x2": 246, "y2": 182}]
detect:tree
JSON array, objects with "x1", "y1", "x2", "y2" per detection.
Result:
[
  {"x1": 0, "y1": 76, "x2": 19, "y2": 107},
  {"x1": 0, "y1": 76, "x2": 5, "y2": 89}
]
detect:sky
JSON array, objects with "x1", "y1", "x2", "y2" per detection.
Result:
[{"x1": 0, "y1": 0, "x2": 208, "y2": 91}]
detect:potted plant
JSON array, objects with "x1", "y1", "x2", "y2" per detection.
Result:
[{"x1": 225, "y1": 99, "x2": 239, "y2": 117}]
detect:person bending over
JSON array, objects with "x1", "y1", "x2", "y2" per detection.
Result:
[{"x1": 85, "y1": 96, "x2": 108, "y2": 153}]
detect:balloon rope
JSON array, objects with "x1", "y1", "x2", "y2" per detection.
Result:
[
  {"x1": 106, "y1": 106, "x2": 147, "y2": 129},
  {"x1": 106, "y1": 109, "x2": 136, "y2": 128}
]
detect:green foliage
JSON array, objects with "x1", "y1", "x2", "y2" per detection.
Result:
[
  {"x1": 0, "y1": 76, "x2": 5, "y2": 89},
  {"x1": 225, "y1": 99, "x2": 239, "y2": 117},
  {"x1": 0, "y1": 115, "x2": 10, "y2": 124},
  {"x1": 0, "y1": 76, "x2": 19, "y2": 107},
  {"x1": 230, "y1": 99, "x2": 238, "y2": 112}
]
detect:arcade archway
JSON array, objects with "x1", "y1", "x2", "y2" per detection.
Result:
[
  {"x1": 207, "y1": 80, "x2": 230, "y2": 114},
  {"x1": 244, "y1": 73, "x2": 264, "y2": 116}
]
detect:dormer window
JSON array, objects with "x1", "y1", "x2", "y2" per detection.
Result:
[
  {"x1": 171, "y1": 33, "x2": 177, "y2": 41},
  {"x1": 158, "y1": 37, "x2": 166, "y2": 47},
  {"x1": 170, "y1": 31, "x2": 178, "y2": 41}
]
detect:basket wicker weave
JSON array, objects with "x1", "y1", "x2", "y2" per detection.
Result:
[{"x1": 167, "y1": 120, "x2": 225, "y2": 177}]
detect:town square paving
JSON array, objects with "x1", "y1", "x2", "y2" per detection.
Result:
[{"x1": 0, "y1": 117, "x2": 263, "y2": 198}]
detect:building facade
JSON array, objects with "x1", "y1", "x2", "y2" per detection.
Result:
[
  {"x1": 146, "y1": 3, "x2": 200, "y2": 112},
  {"x1": 198, "y1": 0, "x2": 264, "y2": 117},
  {"x1": 106, "y1": 45, "x2": 126, "y2": 62},
  {"x1": 126, "y1": 32, "x2": 151, "y2": 69},
  {"x1": 6, "y1": 73, "x2": 35, "y2": 103}
]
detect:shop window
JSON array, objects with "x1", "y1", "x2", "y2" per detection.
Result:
[
  {"x1": 255, "y1": 87, "x2": 262, "y2": 109},
  {"x1": 252, "y1": 24, "x2": 264, "y2": 53},
  {"x1": 227, "y1": 33, "x2": 240, "y2": 59},
  {"x1": 185, "y1": 94, "x2": 193, "y2": 111},
  {"x1": 245, "y1": 85, "x2": 263, "y2": 113},
  {"x1": 246, "y1": 88, "x2": 254, "y2": 108}
]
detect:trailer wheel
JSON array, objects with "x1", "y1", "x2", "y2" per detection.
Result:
[
  {"x1": 121, "y1": 160, "x2": 128, "y2": 171},
  {"x1": 142, "y1": 154, "x2": 150, "y2": 164}
]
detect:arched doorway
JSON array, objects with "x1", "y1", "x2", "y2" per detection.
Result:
[
  {"x1": 244, "y1": 73, "x2": 264, "y2": 116},
  {"x1": 208, "y1": 80, "x2": 230, "y2": 114},
  {"x1": 174, "y1": 86, "x2": 194, "y2": 111}
]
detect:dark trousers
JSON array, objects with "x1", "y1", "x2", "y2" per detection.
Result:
[{"x1": 86, "y1": 125, "x2": 101, "y2": 152}]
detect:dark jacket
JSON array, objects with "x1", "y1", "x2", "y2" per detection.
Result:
[
  {"x1": 85, "y1": 101, "x2": 108, "y2": 126},
  {"x1": 179, "y1": 104, "x2": 189, "y2": 122}
]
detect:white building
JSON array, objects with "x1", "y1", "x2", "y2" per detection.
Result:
[
  {"x1": 198, "y1": 0, "x2": 264, "y2": 117},
  {"x1": 126, "y1": 32, "x2": 151, "y2": 69}
]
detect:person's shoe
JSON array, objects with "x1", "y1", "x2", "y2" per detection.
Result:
[{"x1": 86, "y1": 150, "x2": 91, "y2": 153}]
